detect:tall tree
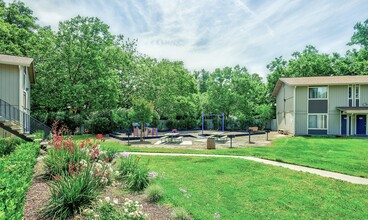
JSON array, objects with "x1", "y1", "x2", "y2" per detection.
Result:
[{"x1": 31, "y1": 16, "x2": 125, "y2": 130}]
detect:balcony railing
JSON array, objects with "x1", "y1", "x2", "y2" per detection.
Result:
[{"x1": 0, "y1": 99, "x2": 51, "y2": 139}]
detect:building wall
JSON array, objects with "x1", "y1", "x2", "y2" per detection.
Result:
[
  {"x1": 0, "y1": 63, "x2": 20, "y2": 107},
  {"x1": 295, "y1": 86, "x2": 307, "y2": 135},
  {"x1": 328, "y1": 85, "x2": 348, "y2": 135},
  {"x1": 276, "y1": 83, "x2": 294, "y2": 133},
  {"x1": 361, "y1": 85, "x2": 368, "y2": 106}
]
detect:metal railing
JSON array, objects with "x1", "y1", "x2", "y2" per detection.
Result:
[{"x1": 0, "y1": 99, "x2": 51, "y2": 139}]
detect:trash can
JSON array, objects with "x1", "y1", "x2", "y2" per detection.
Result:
[{"x1": 207, "y1": 138, "x2": 216, "y2": 149}]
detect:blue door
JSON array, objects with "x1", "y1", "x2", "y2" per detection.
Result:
[
  {"x1": 341, "y1": 115, "x2": 347, "y2": 135},
  {"x1": 356, "y1": 115, "x2": 367, "y2": 135}
]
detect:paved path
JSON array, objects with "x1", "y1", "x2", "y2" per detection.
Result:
[{"x1": 117, "y1": 152, "x2": 368, "y2": 185}]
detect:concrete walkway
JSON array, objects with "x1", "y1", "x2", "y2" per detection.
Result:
[{"x1": 117, "y1": 152, "x2": 368, "y2": 185}]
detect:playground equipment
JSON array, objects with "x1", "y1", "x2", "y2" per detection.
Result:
[
  {"x1": 201, "y1": 112, "x2": 225, "y2": 136},
  {"x1": 132, "y1": 122, "x2": 158, "y2": 137}
]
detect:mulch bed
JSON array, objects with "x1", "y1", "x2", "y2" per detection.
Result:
[{"x1": 23, "y1": 156, "x2": 173, "y2": 220}]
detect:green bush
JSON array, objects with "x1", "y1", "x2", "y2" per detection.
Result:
[
  {"x1": 118, "y1": 153, "x2": 140, "y2": 178},
  {"x1": 0, "y1": 137, "x2": 25, "y2": 156},
  {"x1": 118, "y1": 155, "x2": 150, "y2": 191},
  {"x1": 43, "y1": 140, "x2": 90, "y2": 179},
  {"x1": 126, "y1": 165, "x2": 150, "y2": 191},
  {"x1": 172, "y1": 207, "x2": 192, "y2": 220},
  {"x1": 86, "y1": 108, "x2": 130, "y2": 134},
  {"x1": 0, "y1": 142, "x2": 39, "y2": 219},
  {"x1": 81, "y1": 198, "x2": 147, "y2": 220},
  {"x1": 41, "y1": 164, "x2": 103, "y2": 219},
  {"x1": 144, "y1": 184, "x2": 164, "y2": 203}
]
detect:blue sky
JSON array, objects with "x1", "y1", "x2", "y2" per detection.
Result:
[{"x1": 13, "y1": 0, "x2": 368, "y2": 78}]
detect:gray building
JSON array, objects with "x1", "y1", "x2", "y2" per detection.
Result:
[
  {"x1": 272, "y1": 75, "x2": 368, "y2": 136},
  {"x1": 0, "y1": 54, "x2": 35, "y2": 138}
]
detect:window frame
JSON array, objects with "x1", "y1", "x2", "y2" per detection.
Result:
[
  {"x1": 307, "y1": 113, "x2": 328, "y2": 130},
  {"x1": 308, "y1": 86, "x2": 328, "y2": 100}
]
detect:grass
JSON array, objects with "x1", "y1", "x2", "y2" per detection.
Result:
[
  {"x1": 135, "y1": 156, "x2": 368, "y2": 219},
  {"x1": 101, "y1": 137, "x2": 368, "y2": 178}
]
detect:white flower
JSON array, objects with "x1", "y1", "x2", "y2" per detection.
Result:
[
  {"x1": 104, "y1": 196, "x2": 111, "y2": 203},
  {"x1": 113, "y1": 198, "x2": 119, "y2": 204}
]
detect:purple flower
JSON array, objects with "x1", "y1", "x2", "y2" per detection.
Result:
[{"x1": 148, "y1": 171, "x2": 158, "y2": 179}]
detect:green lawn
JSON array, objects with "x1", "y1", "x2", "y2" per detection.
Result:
[
  {"x1": 102, "y1": 137, "x2": 368, "y2": 177},
  {"x1": 137, "y1": 156, "x2": 368, "y2": 219}
]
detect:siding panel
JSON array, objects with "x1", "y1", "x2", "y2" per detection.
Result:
[
  {"x1": 295, "y1": 86, "x2": 307, "y2": 135},
  {"x1": 329, "y1": 85, "x2": 348, "y2": 135},
  {"x1": 0, "y1": 64, "x2": 19, "y2": 107},
  {"x1": 361, "y1": 85, "x2": 368, "y2": 106}
]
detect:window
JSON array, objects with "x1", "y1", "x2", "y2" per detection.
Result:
[
  {"x1": 309, "y1": 87, "x2": 327, "y2": 99},
  {"x1": 308, "y1": 114, "x2": 327, "y2": 129},
  {"x1": 356, "y1": 85, "x2": 360, "y2": 106}
]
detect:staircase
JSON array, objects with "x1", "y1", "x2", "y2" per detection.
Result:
[{"x1": 0, "y1": 99, "x2": 51, "y2": 142}]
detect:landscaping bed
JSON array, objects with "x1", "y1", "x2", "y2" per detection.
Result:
[{"x1": 22, "y1": 133, "x2": 174, "y2": 219}]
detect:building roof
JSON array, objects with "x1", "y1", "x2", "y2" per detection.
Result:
[
  {"x1": 337, "y1": 107, "x2": 368, "y2": 114},
  {"x1": 0, "y1": 54, "x2": 35, "y2": 84},
  {"x1": 272, "y1": 75, "x2": 368, "y2": 97}
]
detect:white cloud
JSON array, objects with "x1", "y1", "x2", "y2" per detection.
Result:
[{"x1": 8, "y1": 0, "x2": 368, "y2": 77}]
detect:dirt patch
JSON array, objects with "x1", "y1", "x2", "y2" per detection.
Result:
[{"x1": 23, "y1": 156, "x2": 50, "y2": 219}]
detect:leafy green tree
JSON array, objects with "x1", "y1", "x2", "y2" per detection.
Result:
[
  {"x1": 0, "y1": 0, "x2": 38, "y2": 56},
  {"x1": 349, "y1": 19, "x2": 368, "y2": 48},
  {"x1": 31, "y1": 16, "x2": 124, "y2": 130}
]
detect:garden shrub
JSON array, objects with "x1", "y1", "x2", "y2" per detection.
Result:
[
  {"x1": 144, "y1": 184, "x2": 164, "y2": 203},
  {"x1": 86, "y1": 108, "x2": 130, "y2": 134},
  {"x1": 118, "y1": 153, "x2": 140, "y2": 177},
  {"x1": 126, "y1": 165, "x2": 150, "y2": 191},
  {"x1": 41, "y1": 133, "x2": 114, "y2": 219},
  {"x1": 41, "y1": 163, "x2": 106, "y2": 219},
  {"x1": 118, "y1": 154, "x2": 150, "y2": 191},
  {"x1": 0, "y1": 142, "x2": 39, "y2": 219},
  {"x1": 82, "y1": 197, "x2": 147, "y2": 220},
  {"x1": 43, "y1": 136, "x2": 113, "y2": 180},
  {"x1": 172, "y1": 207, "x2": 192, "y2": 220},
  {"x1": 0, "y1": 137, "x2": 25, "y2": 156}
]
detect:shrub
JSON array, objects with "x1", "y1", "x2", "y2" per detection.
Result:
[
  {"x1": 81, "y1": 197, "x2": 147, "y2": 220},
  {"x1": 43, "y1": 137, "x2": 112, "y2": 180},
  {"x1": 118, "y1": 154, "x2": 150, "y2": 191},
  {"x1": 0, "y1": 137, "x2": 25, "y2": 156},
  {"x1": 172, "y1": 207, "x2": 192, "y2": 220},
  {"x1": 126, "y1": 165, "x2": 150, "y2": 191},
  {"x1": 118, "y1": 153, "x2": 140, "y2": 178},
  {"x1": 0, "y1": 142, "x2": 39, "y2": 219},
  {"x1": 41, "y1": 164, "x2": 104, "y2": 219},
  {"x1": 42, "y1": 139, "x2": 90, "y2": 179},
  {"x1": 120, "y1": 198, "x2": 147, "y2": 220},
  {"x1": 144, "y1": 184, "x2": 164, "y2": 203}
]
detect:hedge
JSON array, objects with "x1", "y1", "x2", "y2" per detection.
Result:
[
  {"x1": 0, "y1": 138, "x2": 25, "y2": 157},
  {"x1": 0, "y1": 142, "x2": 39, "y2": 219}
]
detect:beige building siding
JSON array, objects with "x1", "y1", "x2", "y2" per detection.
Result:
[
  {"x1": 295, "y1": 86, "x2": 308, "y2": 135},
  {"x1": 360, "y1": 85, "x2": 368, "y2": 106},
  {"x1": 276, "y1": 83, "x2": 294, "y2": 133},
  {"x1": 0, "y1": 63, "x2": 20, "y2": 107}
]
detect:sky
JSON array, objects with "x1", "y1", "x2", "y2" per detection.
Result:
[{"x1": 11, "y1": 0, "x2": 368, "y2": 78}]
